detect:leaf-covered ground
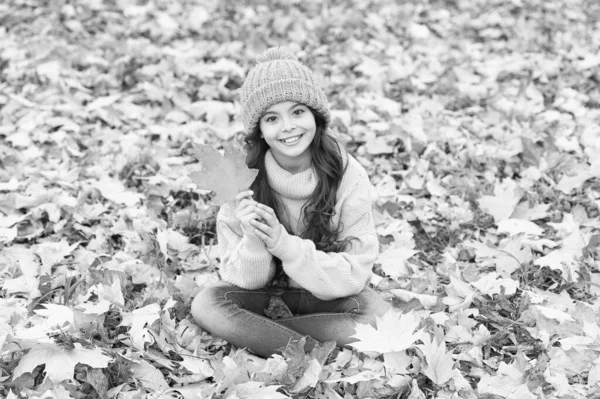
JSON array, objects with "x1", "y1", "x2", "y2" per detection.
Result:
[{"x1": 1, "y1": 0, "x2": 600, "y2": 398}]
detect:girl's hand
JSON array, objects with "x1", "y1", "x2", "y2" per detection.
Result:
[
  {"x1": 234, "y1": 190, "x2": 259, "y2": 236},
  {"x1": 250, "y1": 203, "x2": 283, "y2": 249}
]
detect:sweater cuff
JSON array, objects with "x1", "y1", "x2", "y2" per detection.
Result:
[{"x1": 269, "y1": 228, "x2": 299, "y2": 260}]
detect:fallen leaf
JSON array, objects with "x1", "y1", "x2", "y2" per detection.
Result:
[
  {"x1": 470, "y1": 272, "x2": 518, "y2": 296},
  {"x1": 0, "y1": 226, "x2": 17, "y2": 244},
  {"x1": 478, "y1": 179, "x2": 523, "y2": 223},
  {"x1": 94, "y1": 176, "x2": 144, "y2": 206},
  {"x1": 497, "y1": 219, "x2": 544, "y2": 236},
  {"x1": 389, "y1": 289, "x2": 440, "y2": 309},
  {"x1": 179, "y1": 356, "x2": 215, "y2": 379},
  {"x1": 119, "y1": 303, "x2": 162, "y2": 351},
  {"x1": 406, "y1": 379, "x2": 426, "y2": 399},
  {"x1": 419, "y1": 337, "x2": 454, "y2": 385},
  {"x1": 350, "y1": 310, "x2": 422, "y2": 354},
  {"x1": 130, "y1": 358, "x2": 169, "y2": 392},
  {"x1": 35, "y1": 304, "x2": 74, "y2": 326},
  {"x1": 225, "y1": 381, "x2": 289, "y2": 399},
  {"x1": 291, "y1": 358, "x2": 321, "y2": 393},
  {"x1": 477, "y1": 362, "x2": 530, "y2": 398},
  {"x1": 85, "y1": 367, "x2": 110, "y2": 399},
  {"x1": 13, "y1": 343, "x2": 112, "y2": 384},
  {"x1": 325, "y1": 370, "x2": 383, "y2": 384},
  {"x1": 383, "y1": 351, "x2": 412, "y2": 374},
  {"x1": 377, "y1": 247, "x2": 418, "y2": 279}
]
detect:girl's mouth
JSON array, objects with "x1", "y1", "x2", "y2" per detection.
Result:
[{"x1": 279, "y1": 134, "x2": 303, "y2": 145}]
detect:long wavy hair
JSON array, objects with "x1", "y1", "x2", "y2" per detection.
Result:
[{"x1": 244, "y1": 106, "x2": 353, "y2": 253}]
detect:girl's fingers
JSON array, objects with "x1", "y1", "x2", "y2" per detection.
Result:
[
  {"x1": 238, "y1": 203, "x2": 256, "y2": 216},
  {"x1": 236, "y1": 190, "x2": 253, "y2": 200},
  {"x1": 242, "y1": 212, "x2": 260, "y2": 223},
  {"x1": 251, "y1": 218, "x2": 270, "y2": 232},
  {"x1": 256, "y1": 203, "x2": 275, "y2": 214},
  {"x1": 254, "y1": 207, "x2": 277, "y2": 226},
  {"x1": 253, "y1": 228, "x2": 268, "y2": 241},
  {"x1": 238, "y1": 198, "x2": 256, "y2": 208},
  {"x1": 253, "y1": 226, "x2": 272, "y2": 244}
]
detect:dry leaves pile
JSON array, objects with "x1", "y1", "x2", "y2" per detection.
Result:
[{"x1": 1, "y1": 0, "x2": 599, "y2": 398}]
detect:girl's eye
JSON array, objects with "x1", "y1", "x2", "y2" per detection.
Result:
[
  {"x1": 293, "y1": 108, "x2": 305, "y2": 116},
  {"x1": 265, "y1": 116, "x2": 277, "y2": 123}
]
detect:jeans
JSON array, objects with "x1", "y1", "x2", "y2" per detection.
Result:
[{"x1": 191, "y1": 280, "x2": 390, "y2": 358}]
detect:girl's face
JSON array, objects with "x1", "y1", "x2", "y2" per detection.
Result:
[{"x1": 259, "y1": 101, "x2": 316, "y2": 172}]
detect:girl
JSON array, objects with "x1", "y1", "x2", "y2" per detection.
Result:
[{"x1": 191, "y1": 47, "x2": 389, "y2": 358}]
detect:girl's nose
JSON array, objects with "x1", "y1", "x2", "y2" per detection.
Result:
[{"x1": 281, "y1": 118, "x2": 295, "y2": 133}]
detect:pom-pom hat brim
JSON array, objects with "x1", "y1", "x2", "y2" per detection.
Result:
[{"x1": 240, "y1": 47, "x2": 331, "y2": 134}]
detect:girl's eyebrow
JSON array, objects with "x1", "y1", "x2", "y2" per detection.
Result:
[{"x1": 262, "y1": 102, "x2": 302, "y2": 117}]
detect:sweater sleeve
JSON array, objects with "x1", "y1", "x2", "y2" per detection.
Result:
[
  {"x1": 268, "y1": 166, "x2": 379, "y2": 300},
  {"x1": 216, "y1": 202, "x2": 276, "y2": 289}
]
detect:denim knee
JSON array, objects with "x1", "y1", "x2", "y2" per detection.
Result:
[{"x1": 190, "y1": 281, "x2": 235, "y2": 333}]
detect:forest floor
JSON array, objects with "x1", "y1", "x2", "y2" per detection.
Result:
[{"x1": 1, "y1": 0, "x2": 599, "y2": 398}]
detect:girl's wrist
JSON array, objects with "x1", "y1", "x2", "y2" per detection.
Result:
[
  {"x1": 241, "y1": 225, "x2": 257, "y2": 237},
  {"x1": 266, "y1": 226, "x2": 283, "y2": 251}
]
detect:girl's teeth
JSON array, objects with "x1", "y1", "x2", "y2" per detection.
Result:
[{"x1": 281, "y1": 135, "x2": 301, "y2": 143}]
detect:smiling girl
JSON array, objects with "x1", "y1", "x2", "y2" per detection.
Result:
[{"x1": 191, "y1": 47, "x2": 389, "y2": 358}]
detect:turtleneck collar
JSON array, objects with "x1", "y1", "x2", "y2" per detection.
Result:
[{"x1": 265, "y1": 150, "x2": 317, "y2": 200}]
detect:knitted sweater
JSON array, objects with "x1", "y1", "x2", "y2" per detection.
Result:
[{"x1": 215, "y1": 149, "x2": 379, "y2": 300}]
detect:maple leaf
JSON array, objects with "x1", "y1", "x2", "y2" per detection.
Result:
[
  {"x1": 556, "y1": 160, "x2": 600, "y2": 194},
  {"x1": 419, "y1": 336, "x2": 454, "y2": 386},
  {"x1": 534, "y1": 229, "x2": 589, "y2": 281},
  {"x1": 442, "y1": 276, "x2": 476, "y2": 312},
  {"x1": 94, "y1": 176, "x2": 144, "y2": 206},
  {"x1": 477, "y1": 179, "x2": 523, "y2": 223},
  {"x1": 477, "y1": 361, "x2": 533, "y2": 398},
  {"x1": 291, "y1": 358, "x2": 321, "y2": 393},
  {"x1": 495, "y1": 235, "x2": 533, "y2": 277},
  {"x1": 390, "y1": 288, "x2": 440, "y2": 310},
  {"x1": 325, "y1": 370, "x2": 384, "y2": 384},
  {"x1": 350, "y1": 310, "x2": 422, "y2": 354},
  {"x1": 383, "y1": 350, "x2": 413, "y2": 374},
  {"x1": 179, "y1": 355, "x2": 215, "y2": 379},
  {"x1": 119, "y1": 303, "x2": 161, "y2": 351},
  {"x1": 130, "y1": 358, "x2": 169, "y2": 392},
  {"x1": 190, "y1": 144, "x2": 258, "y2": 205},
  {"x1": 407, "y1": 379, "x2": 427, "y2": 399},
  {"x1": 13, "y1": 342, "x2": 112, "y2": 384},
  {"x1": 35, "y1": 304, "x2": 74, "y2": 326},
  {"x1": 497, "y1": 219, "x2": 544, "y2": 236},
  {"x1": 0, "y1": 226, "x2": 17, "y2": 244},
  {"x1": 33, "y1": 240, "x2": 80, "y2": 274},
  {"x1": 376, "y1": 247, "x2": 418, "y2": 279},
  {"x1": 225, "y1": 381, "x2": 289, "y2": 399},
  {"x1": 470, "y1": 272, "x2": 518, "y2": 296}
]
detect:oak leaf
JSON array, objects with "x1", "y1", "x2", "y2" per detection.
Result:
[{"x1": 190, "y1": 144, "x2": 258, "y2": 205}]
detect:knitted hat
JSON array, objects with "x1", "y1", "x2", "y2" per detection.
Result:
[{"x1": 240, "y1": 47, "x2": 330, "y2": 135}]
